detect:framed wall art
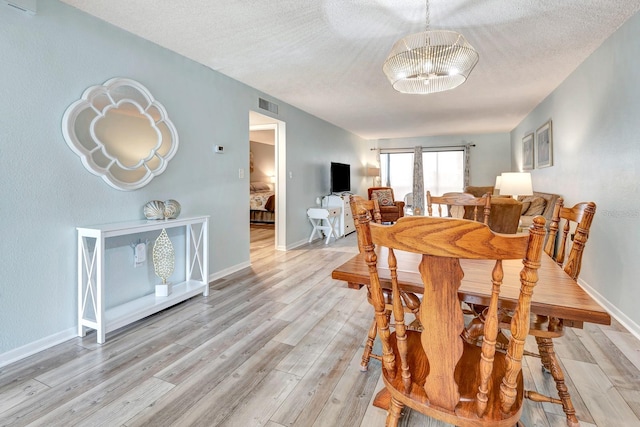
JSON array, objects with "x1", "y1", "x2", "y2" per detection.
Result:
[
  {"x1": 522, "y1": 132, "x2": 534, "y2": 170},
  {"x1": 535, "y1": 119, "x2": 553, "y2": 168}
]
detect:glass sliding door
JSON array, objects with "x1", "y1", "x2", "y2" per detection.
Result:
[{"x1": 380, "y1": 149, "x2": 464, "y2": 201}]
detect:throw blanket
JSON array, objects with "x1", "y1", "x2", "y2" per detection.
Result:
[{"x1": 250, "y1": 191, "x2": 275, "y2": 212}]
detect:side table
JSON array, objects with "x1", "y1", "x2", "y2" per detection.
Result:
[{"x1": 307, "y1": 207, "x2": 341, "y2": 244}]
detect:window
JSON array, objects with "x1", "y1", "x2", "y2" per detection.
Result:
[{"x1": 380, "y1": 149, "x2": 465, "y2": 200}]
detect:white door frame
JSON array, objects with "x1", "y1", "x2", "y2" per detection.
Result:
[{"x1": 250, "y1": 115, "x2": 286, "y2": 250}]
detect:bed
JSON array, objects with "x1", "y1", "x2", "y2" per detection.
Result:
[{"x1": 250, "y1": 181, "x2": 276, "y2": 223}]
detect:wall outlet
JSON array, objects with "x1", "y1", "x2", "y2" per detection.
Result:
[{"x1": 134, "y1": 242, "x2": 146, "y2": 267}]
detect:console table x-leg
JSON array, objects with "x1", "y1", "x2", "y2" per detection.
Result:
[{"x1": 307, "y1": 207, "x2": 341, "y2": 244}]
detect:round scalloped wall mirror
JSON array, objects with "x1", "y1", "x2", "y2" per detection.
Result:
[{"x1": 62, "y1": 78, "x2": 179, "y2": 191}]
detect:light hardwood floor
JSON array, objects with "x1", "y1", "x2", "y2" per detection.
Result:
[{"x1": 1, "y1": 224, "x2": 639, "y2": 426}]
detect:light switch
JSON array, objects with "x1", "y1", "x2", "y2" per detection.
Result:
[{"x1": 239, "y1": 168, "x2": 244, "y2": 179}]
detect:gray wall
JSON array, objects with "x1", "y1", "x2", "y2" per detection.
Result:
[
  {"x1": 0, "y1": 1, "x2": 367, "y2": 361},
  {"x1": 510, "y1": 12, "x2": 640, "y2": 335}
]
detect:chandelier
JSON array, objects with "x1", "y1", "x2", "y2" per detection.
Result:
[{"x1": 383, "y1": 0, "x2": 479, "y2": 94}]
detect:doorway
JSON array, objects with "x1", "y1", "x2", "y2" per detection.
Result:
[{"x1": 249, "y1": 111, "x2": 286, "y2": 251}]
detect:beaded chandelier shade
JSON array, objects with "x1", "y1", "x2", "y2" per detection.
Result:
[{"x1": 383, "y1": 1, "x2": 479, "y2": 95}]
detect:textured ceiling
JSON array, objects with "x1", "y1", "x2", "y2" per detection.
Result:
[{"x1": 60, "y1": 0, "x2": 640, "y2": 139}]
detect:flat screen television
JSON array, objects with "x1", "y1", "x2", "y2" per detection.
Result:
[{"x1": 330, "y1": 162, "x2": 351, "y2": 193}]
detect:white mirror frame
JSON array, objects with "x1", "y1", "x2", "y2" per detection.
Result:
[{"x1": 62, "y1": 78, "x2": 179, "y2": 191}]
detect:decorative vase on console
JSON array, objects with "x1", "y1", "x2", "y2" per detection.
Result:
[{"x1": 152, "y1": 229, "x2": 175, "y2": 296}]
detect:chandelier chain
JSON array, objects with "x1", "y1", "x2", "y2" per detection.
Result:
[{"x1": 425, "y1": 0, "x2": 430, "y2": 31}]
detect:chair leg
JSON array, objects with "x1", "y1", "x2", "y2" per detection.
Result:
[
  {"x1": 386, "y1": 397, "x2": 404, "y2": 427},
  {"x1": 361, "y1": 317, "x2": 378, "y2": 371},
  {"x1": 536, "y1": 335, "x2": 553, "y2": 373},
  {"x1": 534, "y1": 337, "x2": 579, "y2": 427}
]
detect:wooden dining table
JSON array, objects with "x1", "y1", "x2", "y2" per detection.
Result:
[{"x1": 331, "y1": 247, "x2": 611, "y2": 328}]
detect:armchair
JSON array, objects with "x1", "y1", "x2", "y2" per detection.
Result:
[{"x1": 367, "y1": 187, "x2": 405, "y2": 222}]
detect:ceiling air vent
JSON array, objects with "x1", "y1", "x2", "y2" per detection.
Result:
[
  {"x1": 258, "y1": 98, "x2": 278, "y2": 114},
  {"x1": 5, "y1": 0, "x2": 37, "y2": 14}
]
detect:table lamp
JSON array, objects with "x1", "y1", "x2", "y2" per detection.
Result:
[
  {"x1": 366, "y1": 166, "x2": 380, "y2": 186},
  {"x1": 499, "y1": 172, "x2": 532, "y2": 200},
  {"x1": 494, "y1": 175, "x2": 502, "y2": 195}
]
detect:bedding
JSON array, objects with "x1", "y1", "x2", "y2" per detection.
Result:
[
  {"x1": 250, "y1": 182, "x2": 275, "y2": 223},
  {"x1": 250, "y1": 190, "x2": 275, "y2": 211}
]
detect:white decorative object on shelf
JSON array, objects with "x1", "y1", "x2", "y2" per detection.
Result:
[
  {"x1": 143, "y1": 199, "x2": 182, "y2": 220},
  {"x1": 163, "y1": 199, "x2": 181, "y2": 219},
  {"x1": 76, "y1": 216, "x2": 209, "y2": 343},
  {"x1": 144, "y1": 200, "x2": 165, "y2": 220},
  {"x1": 153, "y1": 229, "x2": 175, "y2": 296}
]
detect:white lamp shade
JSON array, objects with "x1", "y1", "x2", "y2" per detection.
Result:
[
  {"x1": 366, "y1": 167, "x2": 380, "y2": 177},
  {"x1": 499, "y1": 172, "x2": 533, "y2": 198},
  {"x1": 494, "y1": 175, "x2": 502, "y2": 190}
]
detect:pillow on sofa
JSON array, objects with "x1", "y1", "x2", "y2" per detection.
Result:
[
  {"x1": 371, "y1": 189, "x2": 395, "y2": 206},
  {"x1": 522, "y1": 196, "x2": 546, "y2": 216},
  {"x1": 520, "y1": 200, "x2": 531, "y2": 215}
]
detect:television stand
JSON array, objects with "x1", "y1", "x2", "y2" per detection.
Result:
[{"x1": 322, "y1": 194, "x2": 354, "y2": 236}]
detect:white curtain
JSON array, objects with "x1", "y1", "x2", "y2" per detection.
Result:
[
  {"x1": 464, "y1": 144, "x2": 471, "y2": 189},
  {"x1": 412, "y1": 146, "x2": 424, "y2": 215}
]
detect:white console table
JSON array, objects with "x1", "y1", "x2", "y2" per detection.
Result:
[
  {"x1": 307, "y1": 207, "x2": 341, "y2": 244},
  {"x1": 76, "y1": 216, "x2": 209, "y2": 343}
]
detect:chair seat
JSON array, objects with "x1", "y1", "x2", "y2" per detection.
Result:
[
  {"x1": 379, "y1": 331, "x2": 524, "y2": 427},
  {"x1": 379, "y1": 206, "x2": 400, "y2": 213},
  {"x1": 465, "y1": 309, "x2": 566, "y2": 342},
  {"x1": 512, "y1": 314, "x2": 565, "y2": 338}
]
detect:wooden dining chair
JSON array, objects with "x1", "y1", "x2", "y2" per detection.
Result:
[
  {"x1": 523, "y1": 198, "x2": 597, "y2": 426},
  {"x1": 349, "y1": 195, "x2": 420, "y2": 372},
  {"x1": 467, "y1": 198, "x2": 597, "y2": 426},
  {"x1": 426, "y1": 191, "x2": 491, "y2": 224},
  {"x1": 544, "y1": 198, "x2": 597, "y2": 280},
  {"x1": 349, "y1": 195, "x2": 382, "y2": 252},
  {"x1": 356, "y1": 211, "x2": 546, "y2": 427}
]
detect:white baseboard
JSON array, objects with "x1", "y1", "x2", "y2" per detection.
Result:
[
  {"x1": 285, "y1": 238, "x2": 311, "y2": 250},
  {"x1": 0, "y1": 327, "x2": 76, "y2": 368},
  {"x1": 579, "y1": 278, "x2": 640, "y2": 341},
  {"x1": 208, "y1": 261, "x2": 251, "y2": 282}
]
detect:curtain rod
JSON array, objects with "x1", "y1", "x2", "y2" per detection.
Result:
[{"x1": 371, "y1": 143, "x2": 475, "y2": 151}]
